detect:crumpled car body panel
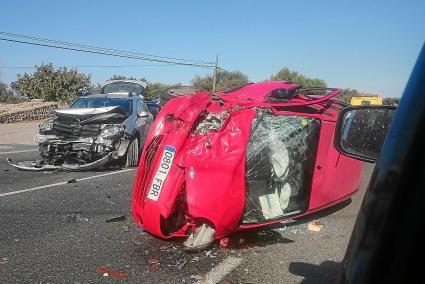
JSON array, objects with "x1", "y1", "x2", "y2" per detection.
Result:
[{"x1": 132, "y1": 82, "x2": 363, "y2": 240}]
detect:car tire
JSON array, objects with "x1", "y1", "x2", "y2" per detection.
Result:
[{"x1": 125, "y1": 138, "x2": 139, "y2": 167}]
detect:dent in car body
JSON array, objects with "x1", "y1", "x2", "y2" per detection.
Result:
[{"x1": 132, "y1": 81, "x2": 363, "y2": 241}]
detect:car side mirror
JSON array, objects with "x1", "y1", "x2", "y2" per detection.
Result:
[
  {"x1": 334, "y1": 106, "x2": 396, "y2": 163},
  {"x1": 137, "y1": 111, "x2": 150, "y2": 118}
]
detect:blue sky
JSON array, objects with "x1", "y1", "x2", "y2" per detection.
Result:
[{"x1": 0, "y1": 0, "x2": 424, "y2": 97}]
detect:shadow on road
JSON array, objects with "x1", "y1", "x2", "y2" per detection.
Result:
[{"x1": 289, "y1": 260, "x2": 341, "y2": 283}]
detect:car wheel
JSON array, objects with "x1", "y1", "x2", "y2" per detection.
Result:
[{"x1": 125, "y1": 138, "x2": 139, "y2": 167}]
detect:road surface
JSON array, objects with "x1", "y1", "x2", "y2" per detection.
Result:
[{"x1": 0, "y1": 131, "x2": 373, "y2": 283}]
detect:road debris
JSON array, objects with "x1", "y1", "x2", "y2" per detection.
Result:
[
  {"x1": 133, "y1": 227, "x2": 145, "y2": 235},
  {"x1": 106, "y1": 215, "x2": 126, "y2": 223},
  {"x1": 220, "y1": 237, "x2": 230, "y2": 248},
  {"x1": 191, "y1": 256, "x2": 200, "y2": 262},
  {"x1": 149, "y1": 263, "x2": 160, "y2": 271},
  {"x1": 97, "y1": 265, "x2": 128, "y2": 279},
  {"x1": 275, "y1": 226, "x2": 287, "y2": 232},
  {"x1": 0, "y1": 259, "x2": 8, "y2": 267},
  {"x1": 308, "y1": 220, "x2": 324, "y2": 232},
  {"x1": 148, "y1": 258, "x2": 160, "y2": 271},
  {"x1": 148, "y1": 258, "x2": 160, "y2": 264},
  {"x1": 177, "y1": 259, "x2": 188, "y2": 270},
  {"x1": 64, "y1": 212, "x2": 88, "y2": 223},
  {"x1": 190, "y1": 275, "x2": 204, "y2": 281},
  {"x1": 67, "y1": 179, "x2": 77, "y2": 184}
]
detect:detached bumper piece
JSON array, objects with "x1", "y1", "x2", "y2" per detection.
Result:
[
  {"x1": 183, "y1": 224, "x2": 215, "y2": 252},
  {"x1": 6, "y1": 158, "x2": 61, "y2": 171},
  {"x1": 6, "y1": 152, "x2": 113, "y2": 171}
]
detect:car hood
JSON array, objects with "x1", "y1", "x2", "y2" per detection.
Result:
[{"x1": 54, "y1": 106, "x2": 129, "y2": 124}]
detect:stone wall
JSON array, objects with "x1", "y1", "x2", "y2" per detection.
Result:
[{"x1": 0, "y1": 102, "x2": 58, "y2": 124}]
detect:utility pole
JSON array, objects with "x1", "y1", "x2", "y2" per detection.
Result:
[{"x1": 212, "y1": 54, "x2": 218, "y2": 93}]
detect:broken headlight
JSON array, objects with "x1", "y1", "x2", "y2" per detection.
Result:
[
  {"x1": 101, "y1": 125, "x2": 124, "y2": 139},
  {"x1": 34, "y1": 134, "x2": 57, "y2": 144}
]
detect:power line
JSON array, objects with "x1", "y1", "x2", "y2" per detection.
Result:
[
  {"x1": 217, "y1": 66, "x2": 232, "y2": 74},
  {"x1": 0, "y1": 64, "x2": 203, "y2": 69},
  {"x1": 0, "y1": 31, "x2": 214, "y2": 65},
  {"x1": 0, "y1": 37, "x2": 215, "y2": 68}
]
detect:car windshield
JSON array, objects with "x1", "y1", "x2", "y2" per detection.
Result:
[
  {"x1": 102, "y1": 82, "x2": 144, "y2": 95},
  {"x1": 70, "y1": 98, "x2": 132, "y2": 114}
]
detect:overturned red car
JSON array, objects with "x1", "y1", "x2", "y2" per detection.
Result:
[{"x1": 132, "y1": 81, "x2": 364, "y2": 250}]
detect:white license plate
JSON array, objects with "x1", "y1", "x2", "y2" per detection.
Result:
[{"x1": 147, "y1": 145, "x2": 176, "y2": 201}]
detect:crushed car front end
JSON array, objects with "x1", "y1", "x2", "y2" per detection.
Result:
[{"x1": 8, "y1": 106, "x2": 131, "y2": 171}]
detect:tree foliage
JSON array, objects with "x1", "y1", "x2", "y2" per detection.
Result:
[
  {"x1": 1, "y1": 81, "x2": 14, "y2": 103},
  {"x1": 146, "y1": 82, "x2": 182, "y2": 100},
  {"x1": 108, "y1": 74, "x2": 148, "y2": 82},
  {"x1": 0, "y1": 81, "x2": 25, "y2": 103},
  {"x1": 192, "y1": 70, "x2": 249, "y2": 92},
  {"x1": 270, "y1": 67, "x2": 327, "y2": 88},
  {"x1": 12, "y1": 63, "x2": 92, "y2": 102}
]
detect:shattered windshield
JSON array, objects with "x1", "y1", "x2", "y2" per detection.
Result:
[
  {"x1": 102, "y1": 82, "x2": 144, "y2": 95},
  {"x1": 70, "y1": 98, "x2": 132, "y2": 114}
]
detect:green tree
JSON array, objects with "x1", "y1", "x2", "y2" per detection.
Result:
[
  {"x1": 108, "y1": 75, "x2": 148, "y2": 82},
  {"x1": 12, "y1": 63, "x2": 92, "y2": 102},
  {"x1": 192, "y1": 70, "x2": 249, "y2": 92},
  {"x1": 0, "y1": 81, "x2": 15, "y2": 103},
  {"x1": 145, "y1": 82, "x2": 181, "y2": 100},
  {"x1": 270, "y1": 67, "x2": 327, "y2": 88}
]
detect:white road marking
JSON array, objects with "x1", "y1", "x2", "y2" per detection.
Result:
[
  {"x1": 197, "y1": 256, "x2": 242, "y2": 284},
  {"x1": 0, "y1": 168, "x2": 134, "y2": 198},
  {"x1": 0, "y1": 149, "x2": 37, "y2": 155}
]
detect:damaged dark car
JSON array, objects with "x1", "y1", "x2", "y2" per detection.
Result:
[{"x1": 8, "y1": 81, "x2": 153, "y2": 171}]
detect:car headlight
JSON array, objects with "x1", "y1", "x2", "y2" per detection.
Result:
[
  {"x1": 39, "y1": 122, "x2": 53, "y2": 132},
  {"x1": 101, "y1": 125, "x2": 123, "y2": 139}
]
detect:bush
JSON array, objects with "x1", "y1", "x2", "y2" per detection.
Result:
[{"x1": 12, "y1": 63, "x2": 92, "y2": 103}]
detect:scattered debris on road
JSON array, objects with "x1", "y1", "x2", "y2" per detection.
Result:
[
  {"x1": 106, "y1": 215, "x2": 126, "y2": 223},
  {"x1": 97, "y1": 265, "x2": 128, "y2": 279},
  {"x1": 148, "y1": 258, "x2": 160, "y2": 271},
  {"x1": 0, "y1": 259, "x2": 8, "y2": 267},
  {"x1": 148, "y1": 258, "x2": 160, "y2": 264},
  {"x1": 133, "y1": 227, "x2": 145, "y2": 235},
  {"x1": 67, "y1": 179, "x2": 77, "y2": 184},
  {"x1": 64, "y1": 212, "x2": 88, "y2": 223},
  {"x1": 308, "y1": 220, "x2": 324, "y2": 232},
  {"x1": 190, "y1": 275, "x2": 204, "y2": 281},
  {"x1": 176, "y1": 259, "x2": 188, "y2": 270},
  {"x1": 220, "y1": 237, "x2": 230, "y2": 248}
]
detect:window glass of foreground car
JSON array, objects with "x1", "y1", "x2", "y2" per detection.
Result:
[{"x1": 339, "y1": 43, "x2": 425, "y2": 283}]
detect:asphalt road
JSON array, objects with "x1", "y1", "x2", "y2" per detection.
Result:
[{"x1": 0, "y1": 143, "x2": 374, "y2": 284}]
